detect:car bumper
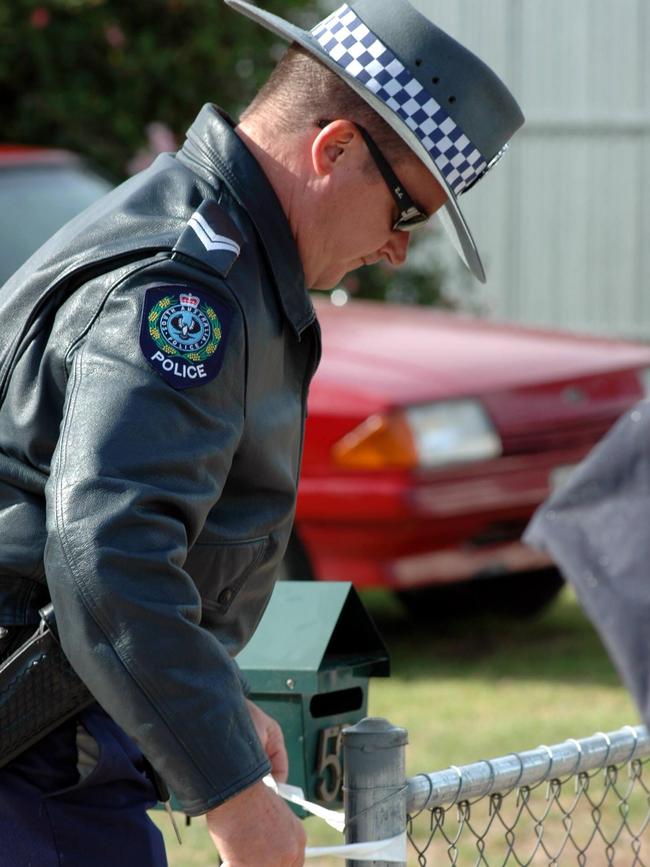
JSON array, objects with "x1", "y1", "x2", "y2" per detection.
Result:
[{"x1": 295, "y1": 449, "x2": 582, "y2": 590}]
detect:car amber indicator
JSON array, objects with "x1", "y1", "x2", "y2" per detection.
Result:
[{"x1": 331, "y1": 412, "x2": 418, "y2": 470}]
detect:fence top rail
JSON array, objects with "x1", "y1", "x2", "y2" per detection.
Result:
[{"x1": 406, "y1": 724, "x2": 649, "y2": 814}]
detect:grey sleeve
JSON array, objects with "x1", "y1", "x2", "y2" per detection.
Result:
[
  {"x1": 44, "y1": 269, "x2": 270, "y2": 815},
  {"x1": 525, "y1": 401, "x2": 650, "y2": 726}
]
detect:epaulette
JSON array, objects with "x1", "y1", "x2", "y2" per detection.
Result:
[{"x1": 172, "y1": 199, "x2": 243, "y2": 279}]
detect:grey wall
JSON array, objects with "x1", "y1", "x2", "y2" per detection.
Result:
[{"x1": 412, "y1": 0, "x2": 650, "y2": 338}]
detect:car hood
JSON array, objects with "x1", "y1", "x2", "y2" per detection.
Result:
[{"x1": 312, "y1": 298, "x2": 650, "y2": 408}]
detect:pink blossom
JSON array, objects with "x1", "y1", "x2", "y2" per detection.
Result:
[
  {"x1": 127, "y1": 123, "x2": 178, "y2": 175},
  {"x1": 30, "y1": 7, "x2": 50, "y2": 29},
  {"x1": 104, "y1": 24, "x2": 126, "y2": 50}
]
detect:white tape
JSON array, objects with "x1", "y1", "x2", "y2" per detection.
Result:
[
  {"x1": 305, "y1": 833, "x2": 407, "y2": 861},
  {"x1": 263, "y1": 776, "x2": 407, "y2": 863},
  {"x1": 263, "y1": 777, "x2": 345, "y2": 832}
]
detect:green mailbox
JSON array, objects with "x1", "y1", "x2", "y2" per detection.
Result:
[{"x1": 236, "y1": 581, "x2": 389, "y2": 807}]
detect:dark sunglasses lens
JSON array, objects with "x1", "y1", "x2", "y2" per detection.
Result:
[{"x1": 394, "y1": 213, "x2": 430, "y2": 232}]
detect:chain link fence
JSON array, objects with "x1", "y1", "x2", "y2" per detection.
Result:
[
  {"x1": 341, "y1": 722, "x2": 650, "y2": 866},
  {"x1": 405, "y1": 726, "x2": 650, "y2": 867}
]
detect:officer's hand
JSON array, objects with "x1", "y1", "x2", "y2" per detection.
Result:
[
  {"x1": 245, "y1": 698, "x2": 289, "y2": 783},
  {"x1": 206, "y1": 779, "x2": 306, "y2": 866}
]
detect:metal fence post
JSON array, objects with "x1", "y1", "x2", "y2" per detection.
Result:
[{"x1": 343, "y1": 716, "x2": 408, "y2": 867}]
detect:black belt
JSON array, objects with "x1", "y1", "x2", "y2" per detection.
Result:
[
  {"x1": 0, "y1": 604, "x2": 94, "y2": 768},
  {"x1": 0, "y1": 624, "x2": 34, "y2": 666}
]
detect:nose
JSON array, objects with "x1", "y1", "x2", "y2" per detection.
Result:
[{"x1": 381, "y1": 230, "x2": 411, "y2": 267}]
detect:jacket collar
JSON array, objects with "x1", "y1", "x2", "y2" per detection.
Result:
[{"x1": 178, "y1": 104, "x2": 314, "y2": 337}]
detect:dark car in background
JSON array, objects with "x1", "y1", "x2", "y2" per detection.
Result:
[
  {"x1": 0, "y1": 145, "x2": 112, "y2": 285},
  {"x1": 4, "y1": 146, "x2": 650, "y2": 618}
]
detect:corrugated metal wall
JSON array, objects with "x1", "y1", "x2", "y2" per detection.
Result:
[{"x1": 412, "y1": 0, "x2": 650, "y2": 338}]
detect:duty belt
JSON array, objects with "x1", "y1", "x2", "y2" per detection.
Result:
[{"x1": 0, "y1": 604, "x2": 94, "y2": 768}]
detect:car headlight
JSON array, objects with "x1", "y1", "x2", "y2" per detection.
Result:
[{"x1": 332, "y1": 399, "x2": 502, "y2": 470}]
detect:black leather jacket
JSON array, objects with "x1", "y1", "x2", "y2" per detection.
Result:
[{"x1": 0, "y1": 105, "x2": 321, "y2": 814}]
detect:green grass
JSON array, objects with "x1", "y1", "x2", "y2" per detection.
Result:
[
  {"x1": 365, "y1": 588, "x2": 637, "y2": 773},
  {"x1": 152, "y1": 588, "x2": 640, "y2": 865}
]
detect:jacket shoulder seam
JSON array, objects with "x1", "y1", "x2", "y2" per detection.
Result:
[{"x1": 62, "y1": 256, "x2": 171, "y2": 367}]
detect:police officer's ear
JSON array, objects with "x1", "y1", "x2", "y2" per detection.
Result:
[{"x1": 311, "y1": 119, "x2": 360, "y2": 177}]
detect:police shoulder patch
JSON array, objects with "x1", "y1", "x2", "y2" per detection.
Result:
[{"x1": 139, "y1": 286, "x2": 233, "y2": 389}]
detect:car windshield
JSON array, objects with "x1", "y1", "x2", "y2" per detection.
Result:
[{"x1": 0, "y1": 163, "x2": 112, "y2": 285}]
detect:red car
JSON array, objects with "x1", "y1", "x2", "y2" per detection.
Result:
[
  {"x1": 4, "y1": 147, "x2": 649, "y2": 616},
  {"x1": 283, "y1": 296, "x2": 650, "y2": 616}
]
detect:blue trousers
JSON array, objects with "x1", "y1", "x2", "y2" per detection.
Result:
[{"x1": 0, "y1": 705, "x2": 168, "y2": 867}]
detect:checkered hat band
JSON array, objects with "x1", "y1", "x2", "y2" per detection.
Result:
[{"x1": 311, "y1": 3, "x2": 488, "y2": 196}]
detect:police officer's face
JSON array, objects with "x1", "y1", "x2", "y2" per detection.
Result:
[{"x1": 303, "y1": 121, "x2": 447, "y2": 289}]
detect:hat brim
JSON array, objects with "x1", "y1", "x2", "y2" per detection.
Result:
[{"x1": 225, "y1": 0, "x2": 486, "y2": 283}]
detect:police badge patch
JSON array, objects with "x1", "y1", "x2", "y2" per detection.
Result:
[{"x1": 139, "y1": 287, "x2": 233, "y2": 389}]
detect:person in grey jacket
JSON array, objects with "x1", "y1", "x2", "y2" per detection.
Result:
[
  {"x1": 525, "y1": 400, "x2": 650, "y2": 738},
  {"x1": 0, "y1": 1, "x2": 523, "y2": 865}
]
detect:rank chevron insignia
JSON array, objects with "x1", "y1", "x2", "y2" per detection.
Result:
[
  {"x1": 172, "y1": 199, "x2": 244, "y2": 279},
  {"x1": 188, "y1": 211, "x2": 241, "y2": 255}
]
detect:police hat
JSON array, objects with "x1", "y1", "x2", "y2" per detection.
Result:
[{"x1": 226, "y1": 0, "x2": 524, "y2": 283}]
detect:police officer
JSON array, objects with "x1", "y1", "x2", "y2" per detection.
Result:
[{"x1": 0, "y1": 1, "x2": 523, "y2": 864}]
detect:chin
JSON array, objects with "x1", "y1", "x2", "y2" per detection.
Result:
[
  {"x1": 309, "y1": 272, "x2": 345, "y2": 291},
  {"x1": 310, "y1": 278, "x2": 340, "y2": 291},
  {"x1": 309, "y1": 262, "x2": 363, "y2": 291}
]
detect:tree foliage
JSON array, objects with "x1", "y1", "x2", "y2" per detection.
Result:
[
  {"x1": 0, "y1": 0, "x2": 315, "y2": 177},
  {"x1": 1, "y1": 0, "x2": 446, "y2": 304}
]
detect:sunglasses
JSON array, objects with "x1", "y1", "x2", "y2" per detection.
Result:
[{"x1": 317, "y1": 120, "x2": 430, "y2": 232}]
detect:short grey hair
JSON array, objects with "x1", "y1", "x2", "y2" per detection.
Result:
[{"x1": 241, "y1": 44, "x2": 413, "y2": 164}]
